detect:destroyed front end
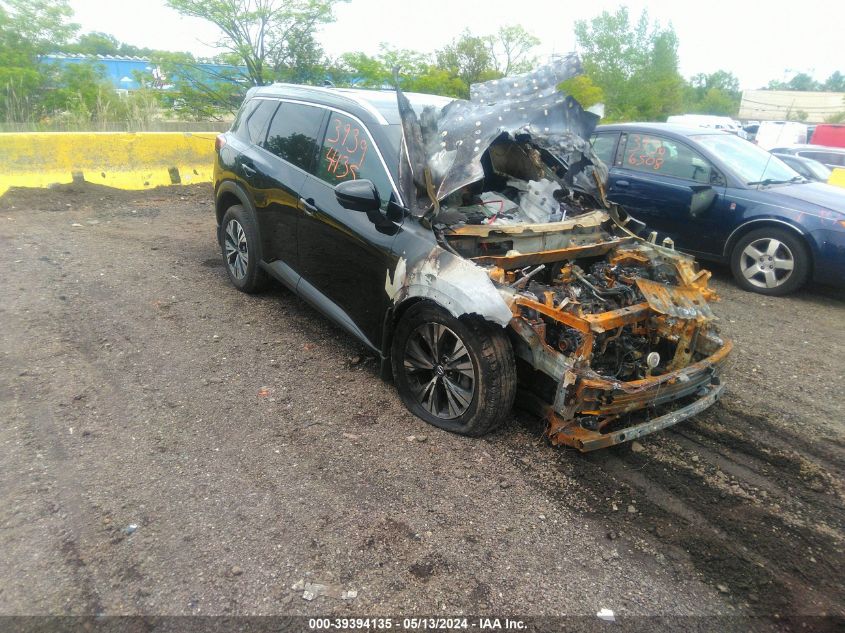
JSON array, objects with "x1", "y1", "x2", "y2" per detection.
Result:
[
  {"x1": 394, "y1": 55, "x2": 732, "y2": 450},
  {"x1": 445, "y1": 217, "x2": 732, "y2": 450}
]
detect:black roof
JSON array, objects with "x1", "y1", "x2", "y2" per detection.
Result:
[{"x1": 249, "y1": 83, "x2": 452, "y2": 126}]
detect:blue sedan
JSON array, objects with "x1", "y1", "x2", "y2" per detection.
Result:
[{"x1": 592, "y1": 123, "x2": 845, "y2": 295}]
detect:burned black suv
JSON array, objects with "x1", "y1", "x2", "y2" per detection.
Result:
[{"x1": 212, "y1": 56, "x2": 732, "y2": 451}]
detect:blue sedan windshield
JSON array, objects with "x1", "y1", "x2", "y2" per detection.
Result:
[{"x1": 691, "y1": 134, "x2": 801, "y2": 185}]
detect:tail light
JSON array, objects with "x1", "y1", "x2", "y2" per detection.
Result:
[{"x1": 215, "y1": 134, "x2": 227, "y2": 151}]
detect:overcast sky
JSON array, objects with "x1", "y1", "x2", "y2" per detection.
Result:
[{"x1": 66, "y1": 0, "x2": 843, "y2": 89}]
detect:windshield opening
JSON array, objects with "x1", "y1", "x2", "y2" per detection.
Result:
[{"x1": 691, "y1": 134, "x2": 800, "y2": 185}]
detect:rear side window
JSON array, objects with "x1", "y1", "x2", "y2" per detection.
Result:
[
  {"x1": 246, "y1": 100, "x2": 278, "y2": 145},
  {"x1": 590, "y1": 133, "x2": 618, "y2": 166},
  {"x1": 264, "y1": 102, "x2": 325, "y2": 171},
  {"x1": 315, "y1": 111, "x2": 394, "y2": 208},
  {"x1": 230, "y1": 99, "x2": 259, "y2": 140}
]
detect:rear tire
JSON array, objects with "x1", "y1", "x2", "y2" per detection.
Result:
[
  {"x1": 730, "y1": 227, "x2": 809, "y2": 296},
  {"x1": 220, "y1": 204, "x2": 269, "y2": 293},
  {"x1": 391, "y1": 302, "x2": 517, "y2": 437}
]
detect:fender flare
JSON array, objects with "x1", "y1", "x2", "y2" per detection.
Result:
[{"x1": 215, "y1": 179, "x2": 257, "y2": 226}]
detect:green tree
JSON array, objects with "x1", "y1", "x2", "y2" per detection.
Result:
[
  {"x1": 165, "y1": 0, "x2": 346, "y2": 86},
  {"x1": 435, "y1": 30, "x2": 501, "y2": 90},
  {"x1": 684, "y1": 70, "x2": 741, "y2": 116},
  {"x1": 68, "y1": 32, "x2": 120, "y2": 56},
  {"x1": 574, "y1": 7, "x2": 684, "y2": 121},
  {"x1": 336, "y1": 47, "x2": 465, "y2": 98},
  {"x1": 0, "y1": 0, "x2": 77, "y2": 51},
  {"x1": 822, "y1": 71, "x2": 845, "y2": 92},
  {"x1": 767, "y1": 72, "x2": 820, "y2": 91},
  {"x1": 487, "y1": 25, "x2": 540, "y2": 75},
  {"x1": 558, "y1": 75, "x2": 604, "y2": 109},
  {"x1": 148, "y1": 51, "x2": 243, "y2": 120},
  {"x1": 0, "y1": 0, "x2": 79, "y2": 121}
]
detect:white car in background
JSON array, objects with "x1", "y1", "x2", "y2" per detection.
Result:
[
  {"x1": 667, "y1": 114, "x2": 748, "y2": 139},
  {"x1": 754, "y1": 121, "x2": 808, "y2": 150}
]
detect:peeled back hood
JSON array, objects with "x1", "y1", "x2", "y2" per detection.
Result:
[{"x1": 395, "y1": 54, "x2": 609, "y2": 217}]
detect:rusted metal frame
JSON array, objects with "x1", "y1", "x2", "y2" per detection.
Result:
[
  {"x1": 575, "y1": 339, "x2": 732, "y2": 393},
  {"x1": 513, "y1": 296, "x2": 592, "y2": 333},
  {"x1": 582, "y1": 303, "x2": 651, "y2": 333},
  {"x1": 507, "y1": 318, "x2": 574, "y2": 379},
  {"x1": 513, "y1": 296, "x2": 651, "y2": 335},
  {"x1": 546, "y1": 383, "x2": 725, "y2": 452}
]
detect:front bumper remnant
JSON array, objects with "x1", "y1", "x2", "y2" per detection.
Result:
[{"x1": 545, "y1": 382, "x2": 724, "y2": 451}]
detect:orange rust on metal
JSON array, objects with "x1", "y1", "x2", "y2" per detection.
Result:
[
  {"x1": 635, "y1": 278, "x2": 714, "y2": 322},
  {"x1": 514, "y1": 295, "x2": 651, "y2": 335},
  {"x1": 577, "y1": 339, "x2": 732, "y2": 393},
  {"x1": 581, "y1": 303, "x2": 651, "y2": 332},
  {"x1": 608, "y1": 250, "x2": 651, "y2": 267},
  {"x1": 514, "y1": 296, "x2": 592, "y2": 333},
  {"x1": 546, "y1": 380, "x2": 727, "y2": 451},
  {"x1": 470, "y1": 240, "x2": 624, "y2": 268}
]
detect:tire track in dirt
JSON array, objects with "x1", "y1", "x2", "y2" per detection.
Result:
[{"x1": 503, "y1": 402, "x2": 844, "y2": 630}]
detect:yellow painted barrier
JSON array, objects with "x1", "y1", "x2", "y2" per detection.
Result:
[
  {"x1": 829, "y1": 167, "x2": 845, "y2": 188},
  {"x1": 0, "y1": 132, "x2": 218, "y2": 197}
]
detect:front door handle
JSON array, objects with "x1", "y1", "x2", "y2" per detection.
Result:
[
  {"x1": 615, "y1": 180, "x2": 630, "y2": 187},
  {"x1": 242, "y1": 164, "x2": 257, "y2": 177},
  {"x1": 299, "y1": 197, "x2": 318, "y2": 216}
]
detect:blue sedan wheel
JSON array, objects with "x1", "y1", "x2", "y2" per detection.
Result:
[
  {"x1": 739, "y1": 237, "x2": 795, "y2": 289},
  {"x1": 730, "y1": 227, "x2": 810, "y2": 296}
]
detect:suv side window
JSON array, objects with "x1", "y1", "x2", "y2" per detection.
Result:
[
  {"x1": 264, "y1": 102, "x2": 325, "y2": 171},
  {"x1": 245, "y1": 100, "x2": 278, "y2": 145},
  {"x1": 590, "y1": 133, "x2": 619, "y2": 166},
  {"x1": 315, "y1": 111, "x2": 394, "y2": 209},
  {"x1": 622, "y1": 133, "x2": 713, "y2": 183}
]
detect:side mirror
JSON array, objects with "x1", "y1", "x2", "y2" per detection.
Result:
[
  {"x1": 689, "y1": 185, "x2": 716, "y2": 217},
  {"x1": 335, "y1": 179, "x2": 381, "y2": 212}
]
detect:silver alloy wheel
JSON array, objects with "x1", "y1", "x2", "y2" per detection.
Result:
[
  {"x1": 403, "y1": 322, "x2": 476, "y2": 420},
  {"x1": 739, "y1": 237, "x2": 795, "y2": 289},
  {"x1": 224, "y1": 219, "x2": 249, "y2": 280}
]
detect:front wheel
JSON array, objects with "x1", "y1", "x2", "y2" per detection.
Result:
[
  {"x1": 391, "y1": 302, "x2": 517, "y2": 437},
  {"x1": 730, "y1": 227, "x2": 810, "y2": 296}
]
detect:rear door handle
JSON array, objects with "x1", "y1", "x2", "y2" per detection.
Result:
[
  {"x1": 615, "y1": 180, "x2": 630, "y2": 187},
  {"x1": 299, "y1": 197, "x2": 318, "y2": 216},
  {"x1": 242, "y1": 164, "x2": 257, "y2": 176}
]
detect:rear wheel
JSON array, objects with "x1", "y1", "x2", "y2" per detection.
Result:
[
  {"x1": 730, "y1": 227, "x2": 809, "y2": 296},
  {"x1": 391, "y1": 302, "x2": 517, "y2": 437},
  {"x1": 220, "y1": 204, "x2": 268, "y2": 293}
]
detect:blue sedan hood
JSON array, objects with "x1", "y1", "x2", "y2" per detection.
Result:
[{"x1": 767, "y1": 182, "x2": 845, "y2": 217}]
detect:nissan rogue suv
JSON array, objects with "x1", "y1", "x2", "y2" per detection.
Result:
[{"x1": 212, "y1": 57, "x2": 731, "y2": 451}]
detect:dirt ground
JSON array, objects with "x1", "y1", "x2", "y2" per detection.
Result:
[{"x1": 0, "y1": 183, "x2": 843, "y2": 631}]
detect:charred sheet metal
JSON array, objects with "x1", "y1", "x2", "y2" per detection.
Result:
[
  {"x1": 395, "y1": 54, "x2": 607, "y2": 216},
  {"x1": 635, "y1": 278, "x2": 715, "y2": 322},
  {"x1": 385, "y1": 245, "x2": 514, "y2": 327}
]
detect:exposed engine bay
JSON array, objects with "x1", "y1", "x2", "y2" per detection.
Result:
[{"x1": 391, "y1": 56, "x2": 733, "y2": 451}]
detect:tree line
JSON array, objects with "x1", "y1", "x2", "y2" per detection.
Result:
[{"x1": 2, "y1": 0, "x2": 844, "y2": 127}]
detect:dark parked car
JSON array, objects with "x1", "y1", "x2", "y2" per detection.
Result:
[
  {"x1": 592, "y1": 123, "x2": 845, "y2": 295},
  {"x1": 211, "y1": 61, "x2": 731, "y2": 451},
  {"x1": 771, "y1": 152, "x2": 832, "y2": 183},
  {"x1": 769, "y1": 144, "x2": 845, "y2": 171}
]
